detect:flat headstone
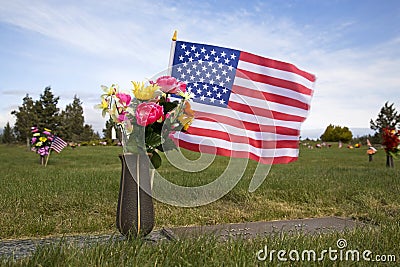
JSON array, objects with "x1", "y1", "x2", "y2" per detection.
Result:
[
  {"x1": 161, "y1": 216, "x2": 363, "y2": 240},
  {"x1": 0, "y1": 217, "x2": 363, "y2": 260}
]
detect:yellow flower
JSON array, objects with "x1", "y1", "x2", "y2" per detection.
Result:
[
  {"x1": 178, "y1": 91, "x2": 194, "y2": 100},
  {"x1": 100, "y1": 98, "x2": 108, "y2": 109},
  {"x1": 176, "y1": 101, "x2": 195, "y2": 130},
  {"x1": 44, "y1": 128, "x2": 52, "y2": 132},
  {"x1": 39, "y1": 137, "x2": 47, "y2": 142},
  {"x1": 178, "y1": 114, "x2": 194, "y2": 131},
  {"x1": 131, "y1": 81, "x2": 160, "y2": 100},
  {"x1": 94, "y1": 97, "x2": 110, "y2": 117},
  {"x1": 102, "y1": 84, "x2": 118, "y2": 96}
]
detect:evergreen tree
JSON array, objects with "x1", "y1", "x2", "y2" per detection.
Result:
[
  {"x1": 370, "y1": 102, "x2": 400, "y2": 142},
  {"x1": 36, "y1": 86, "x2": 61, "y2": 132},
  {"x1": 60, "y1": 95, "x2": 84, "y2": 142},
  {"x1": 103, "y1": 117, "x2": 114, "y2": 139},
  {"x1": 80, "y1": 124, "x2": 97, "y2": 142},
  {"x1": 2, "y1": 122, "x2": 15, "y2": 144},
  {"x1": 11, "y1": 94, "x2": 38, "y2": 144}
]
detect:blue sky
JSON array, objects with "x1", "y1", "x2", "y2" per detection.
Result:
[{"x1": 1, "y1": 0, "x2": 399, "y2": 138}]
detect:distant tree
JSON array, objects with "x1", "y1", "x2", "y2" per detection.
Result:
[
  {"x1": 94, "y1": 131, "x2": 101, "y2": 140},
  {"x1": 103, "y1": 117, "x2": 112, "y2": 139},
  {"x1": 320, "y1": 124, "x2": 353, "y2": 142},
  {"x1": 11, "y1": 94, "x2": 39, "y2": 145},
  {"x1": 103, "y1": 117, "x2": 121, "y2": 140},
  {"x1": 2, "y1": 122, "x2": 15, "y2": 144},
  {"x1": 370, "y1": 102, "x2": 400, "y2": 130},
  {"x1": 80, "y1": 124, "x2": 98, "y2": 142},
  {"x1": 370, "y1": 102, "x2": 400, "y2": 142},
  {"x1": 35, "y1": 86, "x2": 61, "y2": 132},
  {"x1": 60, "y1": 95, "x2": 84, "y2": 142}
]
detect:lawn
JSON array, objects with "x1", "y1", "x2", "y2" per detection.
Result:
[{"x1": 0, "y1": 144, "x2": 399, "y2": 266}]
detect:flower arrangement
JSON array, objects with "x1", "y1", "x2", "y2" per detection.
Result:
[
  {"x1": 98, "y1": 76, "x2": 194, "y2": 169},
  {"x1": 382, "y1": 127, "x2": 400, "y2": 158},
  {"x1": 31, "y1": 127, "x2": 54, "y2": 156},
  {"x1": 367, "y1": 147, "x2": 377, "y2": 155}
]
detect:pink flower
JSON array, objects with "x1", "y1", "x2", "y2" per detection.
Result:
[
  {"x1": 117, "y1": 112, "x2": 128, "y2": 123},
  {"x1": 38, "y1": 146, "x2": 49, "y2": 156},
  {"x1": 155, "y1": 76, "x2": 186, "y2": 94},
  {"x1": 135, "y1": 102, "x2": 164, "y2": 126},
  {"x1": 116, "y1": 93, "x2": 131, "y2": 107}
]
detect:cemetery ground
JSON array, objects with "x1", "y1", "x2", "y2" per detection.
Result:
[{"x1": 0, "y1": 144, "x2": 399, "y2": 266}]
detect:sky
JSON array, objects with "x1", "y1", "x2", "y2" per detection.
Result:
[{"x1": 0, "y1": 0, "x2": 399, "y2": 139}]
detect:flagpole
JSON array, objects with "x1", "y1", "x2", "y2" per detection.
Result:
[
  {"x1": 167, "y1": 30, "x2": 177, "y2": 76},
  {"x1": 45, "y1": 149, "x2": 52, "y2": 167}
]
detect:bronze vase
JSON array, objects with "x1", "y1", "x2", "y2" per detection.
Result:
[
  {"x1": 116, "y1": 153, "x2": 155, "y2": 238},
  {"x1": 386, "y1": 155, "x2": 394, "y2": 168}
]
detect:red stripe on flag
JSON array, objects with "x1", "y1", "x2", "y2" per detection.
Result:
[
  {"x1": 193, "y1": 111, "x2": 300, "y2": 136},
  {"x1": 236, "y1": 69, "x2": 313, "y2": 96},
  {"x1": 227, "y1": 101, "x2": 306, "y2": 122},
  {"x1": 231, "y1": 85, "x2": 310, "y2": 111},
  {"x1": 239, "y1": 51, "x2": 316, "y2": 82}
]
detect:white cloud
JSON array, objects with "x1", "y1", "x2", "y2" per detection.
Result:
[{"x1": 305, "y1": 37, "x2": 400, "y2": 128}]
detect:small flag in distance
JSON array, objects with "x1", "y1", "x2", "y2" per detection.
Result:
[{"x1": 50, "y1": 136, "x2": 68, "y2": 153}]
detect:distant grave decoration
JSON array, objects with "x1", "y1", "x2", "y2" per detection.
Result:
[
  {"x1": 367, "y1": 147, "x2": 377, "y2": 162},
  {"x1": 30, "y1": 127, "x2": 54, "y2": 165},
  {"x1": 30, "y1": 127, "x2": 67, "y2": 166},
  {"x1": 98, "y1": 76, "x2": 194, "y2": 238},
  {"x1": 382, "y1": 127, "x2": 400, "y2": 168}
]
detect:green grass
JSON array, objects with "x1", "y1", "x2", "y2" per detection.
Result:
[{"x1": 1, "y1": 144, "x2": 399, "y2": 266}]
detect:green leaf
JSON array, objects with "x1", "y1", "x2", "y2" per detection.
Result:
[
  {"x1": 145, "y1": 131, "x2": 162, "y2": 149},
  {"x1": 162, "y1": 101, "x2": 179, "y2": 113},
  {"x1": 157, "y1": 137, "x2": 177, "y2": 152},
  {"x1": 149, "y1": 151, "x2": 162, "y2": 169}
]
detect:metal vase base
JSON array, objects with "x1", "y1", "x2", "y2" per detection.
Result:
[{"x1": 116, "y1": 153, "x2": 155, "y2": 238}]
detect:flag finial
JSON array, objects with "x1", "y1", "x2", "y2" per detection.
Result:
[{"x1": 172, "y1": 30, "x2": 177, "y2": 41}]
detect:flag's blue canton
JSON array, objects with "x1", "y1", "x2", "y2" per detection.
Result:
[{"x1": 172, "y1": 41, "x2": 240, "y2": 107}]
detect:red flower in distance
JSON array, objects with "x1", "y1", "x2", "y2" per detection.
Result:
[{"x1": 382, "y1": 127, "x2": 400, "y2": 153}]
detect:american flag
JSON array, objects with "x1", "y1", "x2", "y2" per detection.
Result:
[
  {"x1": 169, "y1": 40, "x2": 316, "y2": 164},
  {"x1": 50, "y1": 136, "x2": 68, "y2": 153}
]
